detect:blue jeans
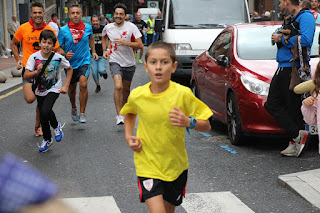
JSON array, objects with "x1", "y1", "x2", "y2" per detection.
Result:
[{"x1": 90, "y1": 56, "x2": 107, "y2": 84}]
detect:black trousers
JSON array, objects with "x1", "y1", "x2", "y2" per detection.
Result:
[
  {"x1": 264, "y1": 67, "x2": 304, "y2": 139},
  {"x1": 147, "y1": 34, "x2": 153, "y2": 46},
  {"x1": 37, "y1": 92, "x2": 59, "y2": 140}
]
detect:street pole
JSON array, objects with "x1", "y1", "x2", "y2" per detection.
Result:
[{"x1": 273, "y1": 0, "x2": 279, "y2": 21}]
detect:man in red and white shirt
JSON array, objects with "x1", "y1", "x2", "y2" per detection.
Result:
[{"x1": 102, "y1": 3, "x2": 143, "y2": 125}]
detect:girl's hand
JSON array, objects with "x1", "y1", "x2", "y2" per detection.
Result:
[
  {"x1": 303, "y1": 96, "x2": 317, "y2": 107},
  {"x1": 126, "y1": 136, "x2": 142, "y2": 152},
  {"x1": 169, "y1": 106, "x2": 190, "y2": 127}
]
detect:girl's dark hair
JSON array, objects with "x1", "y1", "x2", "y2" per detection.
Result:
[
  {"x1": 313, "y1": 61, "x2": 320, "y2": 97},
  {"x1": 39, "y1": 30, "x2": 57, "y2": 46},
  {"x1": 145, "y1": 41, "x2": 176, "y2": 63},
  {"x1": 113, "y1": 3, "x2": 127, "y2": 14}
]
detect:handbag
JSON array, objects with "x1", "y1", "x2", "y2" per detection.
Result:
[{"x1": 32, "y1": 52, "x2": 55, "y2": 93}]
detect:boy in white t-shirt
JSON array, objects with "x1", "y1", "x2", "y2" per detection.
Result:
[
  {"x1": 24, "y1": 30, "x2": 73, "y2": 152},
  {"x1": 102, "y1": 3, "x2": 144, "y2": 125},
  {"x1": 121, "y1": 41, "x2": 213, "y2": 212}
]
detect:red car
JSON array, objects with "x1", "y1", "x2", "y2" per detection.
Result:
[{"x1": 191, "y1": 22, "x2": 319, "y2": 145}]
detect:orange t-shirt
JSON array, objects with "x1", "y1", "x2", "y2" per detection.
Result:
[{"x1": 14, "y1": 22, "x2": 60, "y2": 67}]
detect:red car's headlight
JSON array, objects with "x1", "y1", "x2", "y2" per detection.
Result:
[{"x1": 240, "y1": 75, "x2": 270, "y2": 96}]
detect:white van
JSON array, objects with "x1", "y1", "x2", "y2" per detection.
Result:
[
  {"x1": 138, "y1": 8, "x2": 160, "y2": 23},
  {"x1": 158, "y1": 0, "x2": 250, "y2": 85}
]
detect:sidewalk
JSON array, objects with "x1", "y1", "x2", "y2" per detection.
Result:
[
  {"x1": 278, "y1": 169, "x2": 320, "y2": 209},
  {"x1": 0, "y1": 56, "x2": 22, "y2": 95}
]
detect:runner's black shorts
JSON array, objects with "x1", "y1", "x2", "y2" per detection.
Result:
[{"x1": 137, "y1": 170, "x2": 188, "y2": 206}]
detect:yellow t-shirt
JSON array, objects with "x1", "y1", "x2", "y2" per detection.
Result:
[
  {"x1": 120, "y1": 81, "x2": 213, "y2": 181},
  {"x1": 14, "y1": 22, "x2": 59, "y2": 67}
]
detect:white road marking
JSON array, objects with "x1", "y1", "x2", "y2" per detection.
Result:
[
  {"x1": 60, "y1": 192, "x2": 254, "y2": 213},
  {"x1": 182, "y1": 192, "x2": 255, "y2": 213},
  {"x1": 61, "y1": 196, "x2": 121, "y2": 213}
]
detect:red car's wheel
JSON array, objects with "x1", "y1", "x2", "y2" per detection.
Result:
[{"x1": 227, "y1": 93, "x2": 244, "y2": 145}]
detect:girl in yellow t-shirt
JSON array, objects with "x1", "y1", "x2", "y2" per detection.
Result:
[{"x1": 121, "y1": 41, "x2": 213, "y2": 213}]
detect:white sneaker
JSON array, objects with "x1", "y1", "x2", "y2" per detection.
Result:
[
  {"x1": 116, "y1": 115, "x2": 124, "y2": 125},
  {"x1": 280, "y1": 142, "x2": 296, "y2": 157}
]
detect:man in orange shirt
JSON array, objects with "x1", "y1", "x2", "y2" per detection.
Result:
[{"x1": 11, "y1": 1, "x2": 62, "y2": 136}]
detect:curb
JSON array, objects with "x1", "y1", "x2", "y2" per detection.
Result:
[{"x1": 278, "y1": 169, "x2": 320, "y2": 209}]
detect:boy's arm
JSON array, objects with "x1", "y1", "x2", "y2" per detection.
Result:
[
  {"x1": 60, "y1": 66, "x2": 73, "y2": 94},
  {"x1": 124, "y1": 113, "x2": 142, "y2": 152},
  {"x1": 169, "y1": 106, "x2": 211, "y2": 133}
]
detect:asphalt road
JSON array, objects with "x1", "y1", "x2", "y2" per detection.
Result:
[{"x1": 0, "y1": 61, "x2": 320, "y2": 212}]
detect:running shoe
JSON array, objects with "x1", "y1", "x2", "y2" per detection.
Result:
[
  {"x1": 138, "y1": 59, "x2": 143, "y2": 64},
  {"x1": 71, "y1": 108, "x2": 78, "y2": 122},
  {"x1": 95, "y1": 85, "x2": 101, "y2": 93},
  {"x1": 35, "y1": 126, "x2": 43, "y2": 137},
  {"x1": 38, "y1": 139, "x2": 53, "y2": 152},
  {"x1": 280, "y1": 142, "x2": 296, "y2": 157},
  {"x1": 54, "y1": 122, "x2": 64, "y2": 142},
  {"x1": 135, "y1": 52, "x2": 138, "y2": 59},
  {"x1": 79, "y1": 113, "x2": 87, "y2": 123},
  {"x1": 295, "y1": 130, "x2": 311, "y2": 157},
  {"x1": 116, "y1": 115, "x2": 124, "y2": 125},
  {"x1": 102, "y1": 73, "x2": 108, "y2": 79}
]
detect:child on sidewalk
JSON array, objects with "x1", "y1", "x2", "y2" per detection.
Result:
[
  {"x1": 301, "y1": 62, "x2": 320, "y2": 154},
  {"x1": 24, "y1": 30, "x2": 73, "y2": 152},
  {"x1": 120, "y1": 41, "x2": 213, "y2": 212}
]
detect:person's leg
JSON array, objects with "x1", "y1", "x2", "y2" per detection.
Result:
[
  {"x1": 79, "y1": 75, "x2": 88, "y2": 114},
  {"x1": 164, "y1": 201, "x2": 175, "y2": 213},
  {"x1": 23, "y1": 83, "x2": 36, "y2": 104},
  {"x1": 68, "y1": 82, "x2": 77, "y2": 109},
  {"x1": 90, "y1": 56, "x2": 99, "y2": 85},
  {"x1": 122, "y1": 80, "x2": 131, "y2": 107},
  {"x1": 98, "y1": 57, "x2": 108, "y2": 80},
  {"x1": 264, "y1": 67, "x2": 300, "y2": 139},
  {"x1": 113, "y1": 74, "x2": 123, "y2": 115},
  {"x1": 36, "y1": 95, "x2": 51, "y2": 141},
  {"x1": 45, "y1": 93, "x2": 59, "y2": 129},
  {"x1": 147, "y1": 34, "x2": 153, "y2": 46},
  {"x1": 145, "y1": 195, "x2": 167, "y2": 213},
  {"x1": 139, "y1": 47, "x2": 144, "y2": 60}
]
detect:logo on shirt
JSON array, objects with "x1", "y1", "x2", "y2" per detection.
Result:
[
  {"x1": 33, "y1": 42, "x2": 40, "y2": 51},
  {"x1": 143, "y1": 179, "x2": 154, "y2": 191}
]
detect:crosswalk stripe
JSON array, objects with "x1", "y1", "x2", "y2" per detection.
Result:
[
  {"x1": 60, "y1": 192, "x2": 254, "y2": 213},
  {"x1": 182, "y1": 192, "x2": 254, "y2": 213},
  {"x1": 61, "y1": 196, "x2": 121, "y2": 213}
]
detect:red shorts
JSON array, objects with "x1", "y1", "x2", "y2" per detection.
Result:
[{"x1": 137, "y1": 170, "x2": 188, "y2": 206}]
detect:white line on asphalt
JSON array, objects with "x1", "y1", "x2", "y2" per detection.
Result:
[
  {"x1": 182, "y1": 192, "x2": 255, "y2": 213},
  {"x1": 60, "y1": 192, "x2": 254, "y2": 213},
  {"x1": 0, "y1": 86, "x2": 22, "y2": 100},
  {"x1": 61, "y1": 196, "x2": 121, "y2": 213}
]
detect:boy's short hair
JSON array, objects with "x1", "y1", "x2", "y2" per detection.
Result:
[
  {"x1": 30, "y1": 1, "x2": 44, "y2": 10},
  {"x1": 113, "y1": 3, "x2": 127, "y2": 14},
  {"x1": 39, "y1": 30, "x2": 57, "y2": 46},
  {"x1": 145, "y1": 41, "x2": 176, "y2": 63}
]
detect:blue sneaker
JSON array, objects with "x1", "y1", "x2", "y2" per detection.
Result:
[
  {"x1": 38, "y1": 139, "x2": 53, "y2": 152},
  {"x1": 54, "y1": 122, "x2": 64, "y2": 142}
]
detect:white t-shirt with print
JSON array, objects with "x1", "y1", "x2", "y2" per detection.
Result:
[
  {"x1": 102, "y1": 22, "x2": 142, "y2": 67},
  {"x1": 26, "y1": 51, "x2": 70, "y2": 96}
]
